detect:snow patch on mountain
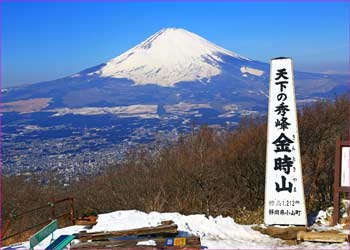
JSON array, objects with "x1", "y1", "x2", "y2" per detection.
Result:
[
  {"x1": 240, "y1": 66, "x2": 264, "y2": 76},
  {"x1": 49, "y1": 105, "x2": 159, "y2": 119},
  {"x1": 95, "y1": 28, "x2": 250, "y2": 87},
  {"x1": 164, "y1": 102, "x2": 212, "y2": 115}
]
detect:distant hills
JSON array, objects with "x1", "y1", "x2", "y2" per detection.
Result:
[{"x1": 2, "y1": 28, "x2": 348, "y2": 175}]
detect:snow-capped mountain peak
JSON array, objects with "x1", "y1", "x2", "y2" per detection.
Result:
[{"x1": 94, "y1": 28, "x2": 250, "y2": 87}]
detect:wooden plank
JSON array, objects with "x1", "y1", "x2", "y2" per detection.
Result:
[
  {"x1": 297, "y1": 231, "x2": 349, "y2": 243},
  {"x1": 72, "y1": 247, "x2": 200, "y2": 250},
  {"x1": 252, "y1": 225, "x2": 306, "y2": 240},
  {"x1": 75, "y1": 220, "x2": 98, "y2": 226},
  {"x1": 71, "y1": 236, "x2": 200, "y2": 249},
  {"x1": 160, "y1": 220, "x2": 175, "y2": 226},
  {"x1": 75, "y1": 223, "x2": 178, "y2": 242}
]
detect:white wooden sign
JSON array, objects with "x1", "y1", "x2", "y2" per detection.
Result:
[
  {"x1": 341, "y1": 146, "x2": 350, "y2": 187},
  {"x1": 264, "y1": 58, "x2": 307, "y2": 225}
]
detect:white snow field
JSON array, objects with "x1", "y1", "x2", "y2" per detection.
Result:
[
  {"x1": 49, "y1": 105, "x2": 159, "y2": 119},
  {"x1": 94, "y1": 28, "x2": 251, "y2": 87},
  {"x1": 240, "y1": 66, "x2": 264, "y2": 76},
  {"x1": 2, "y1": 210, "x2": 349, "y2": 249}
]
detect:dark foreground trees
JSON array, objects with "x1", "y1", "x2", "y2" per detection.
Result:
[{"x1": 3, "y1": 95, "x2": 349, "y2": 229}]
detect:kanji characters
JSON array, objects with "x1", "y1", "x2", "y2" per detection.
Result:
[
  {"x1": 272, "y1": 133, "x2": 293, "y2": 153},
  {"x1": 275, "y1": 68, "x2": 289, "y2": 80},
  {"x1": 275, "y1": 117, "x2": 291, "y2": 131},
  {"x1": 275, "y1": 175, "x2": 293, "y2": 193},
  {"x1": 277, "y1": 93, "x2": 287, "y2": 102},
  {"x1": 275, "y1": 81, "x2": 288, "y2": 92},
  {"x1": 275, "y1": 102, "x2": 290, "y2": 117},
  {"x1": 274, "y1": 155, "x2": 293, "y2": 174}
]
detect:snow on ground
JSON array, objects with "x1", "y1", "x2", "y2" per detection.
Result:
[
  {"x1": 164, "y1": 102, "x2": 212, "y2": 115},
  {"x1": 310, "y1": 201, "x2": 349, "y2": 233},
  {"x1": 49, "y1": 105, "x2": 159, "y2": 119},
  {"x1": 313, "y1": 207, "x2": 334, "y2": 228},
  {"x1": 2, "y1": 210, "x2": 349, "y2": 250},
  {"x1": 1, "y1": 225, "x2": 85, "y2": 250},
  {"x1": 89, "y1": 210, "x2": 282, "y2": 248}
]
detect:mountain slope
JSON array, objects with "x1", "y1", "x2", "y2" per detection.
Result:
[
  {"x1": 4, "y1": 27, "x2": 346, "y2": 108},
  {"x1": 80, "y1": 28, "x2": 251, "y2": 87},
  {"x1": 2, "y1": 28, "x2": 348, "y2": 175}
]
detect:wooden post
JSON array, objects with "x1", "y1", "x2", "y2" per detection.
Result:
[
  {"x1": 333, "y1": 139, "x2": 350, "y2": 226},
  {"x1": 49, "y1": 200, "x2": 56, "y2": 221},
  {"x1": 70, "y1": 197, "x2": 75, "y2": 225},
  {"x1": 333, "y1": 139, "x2": 341, "y2": 226},
  {"x1": 2, "y1": 218, "x2": 12, "y2": 239}
]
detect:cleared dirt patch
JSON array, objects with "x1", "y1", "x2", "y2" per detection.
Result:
[{"x1": 2, "y1": 98, "x2": 51, "y2": 113}]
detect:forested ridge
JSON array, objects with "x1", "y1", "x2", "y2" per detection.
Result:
[{"x1": 3, "y1": 95, "x2": 349, "y2": 231}]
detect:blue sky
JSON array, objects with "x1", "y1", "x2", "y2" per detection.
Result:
[{"x1": 2, "y1": 1, "x2": 349, "y2": 87}]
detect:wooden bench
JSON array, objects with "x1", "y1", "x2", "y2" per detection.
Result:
[{"x1": 29, "y1": 220, "x2": 75, "y2": 250}]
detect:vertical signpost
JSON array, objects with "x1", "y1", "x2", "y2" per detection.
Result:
[
  {"x1": 264, "y1": 57, "x2": 307, "y2": 226},
  {"x1": 332, "y1": 140, "x2": 350, "y2": 226}
]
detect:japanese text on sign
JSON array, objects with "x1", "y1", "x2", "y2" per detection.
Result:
[{"x1": 264, "y1": 58, "x2": 307, "y2": 225}]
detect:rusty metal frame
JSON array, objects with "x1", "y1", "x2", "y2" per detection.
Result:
[{"x1": 2, "y1": 197, "x2": 75, "y2": 241}]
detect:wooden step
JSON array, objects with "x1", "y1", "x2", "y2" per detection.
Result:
[
  {"x1": 252, "y1": 225, "x2": 306, "y2": 240},
  {"x1": 297, "y1": 231, "x2": 349, "y2": 243},
  {"x1": 71, "y1": 236, "x2": 201, "y2": 249},
  {"x1": 75, "y1": 223, "x2": 178, "y2": 242}
]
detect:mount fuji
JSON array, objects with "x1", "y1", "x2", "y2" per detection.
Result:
[
  {"x1": 88, "y1": 28, "x2": 251, "y2": 86},
  {"x1": 4, "y1": 28, "x2": 346, "y2": 110},
  {"x1": 2, "y1": 28, "x2": 348, "y2": 175}
]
